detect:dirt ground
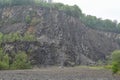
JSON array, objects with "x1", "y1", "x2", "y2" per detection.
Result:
[{"x1": 0, "y1": 67, "x2": 120, "y2": 80}]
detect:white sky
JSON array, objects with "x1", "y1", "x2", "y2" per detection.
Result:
[{"x1": 53, "y1": 0, "x2": 120, "y2": 22}]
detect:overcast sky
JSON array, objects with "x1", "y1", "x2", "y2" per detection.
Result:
[{"x1": 53, "y1": 0, "x2": 120, "y2": 22}]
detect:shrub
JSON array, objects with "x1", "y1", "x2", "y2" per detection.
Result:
[
  {"x1": 30, "y1": 17, "x2": 41, "y2": 26},
  {"x1": 112, "y1": 62, "x2": 119, "y2": 74},
  {"x1": 0, "y1": 49, "x2": 9, "y2": 70},
  {"x1": 0, "y1": 32, "x2": 3, "y2": 43},
  {"x1": 0, "y1": 48, "x2": 32, "y2": 70},
  {"x1": 0, "y1": 32, "x2": 36, "y2": 42},
  {"x1": 25, "y1": 15, "x2": 31, "y2": 24},
  {"x1": 10, "y1": 51, "x2": 32, "y2": 69},
  {"x1": 111, "y1": 50, "x2": 120, "y2": 73},
  {"x1": 0, "y1": 61, "x2": 9, "y2": 70},
  {"x1": 22, "y1": 33, "x2": 36, "y2": 41},
  {"x1": 2, "y1": 33, "x2": 20, "y2": 42}
]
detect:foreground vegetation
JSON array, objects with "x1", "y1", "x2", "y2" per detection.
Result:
[{"x1": 111, "y1": 50, "x2": 120, "y2": 74}]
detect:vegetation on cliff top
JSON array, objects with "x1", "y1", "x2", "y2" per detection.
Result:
[{"x1": 0, "y1": 0, "x2": 120, "y2": 33}]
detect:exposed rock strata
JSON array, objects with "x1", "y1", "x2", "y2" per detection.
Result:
[{"x1": 0, "y1": 6, "x2": 119, "y2": 66}]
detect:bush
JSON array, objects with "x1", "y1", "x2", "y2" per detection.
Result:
[
  {"x1": 10, "y1": 51, "x2": 32, "y2": 69},
  {"x1": 112, "y1": 62, "x2": 119, "y2": 74},
  {"x1": 23, "y1": 33, "x2": 36, "y2": 41},
  {"x1": 30, "y1": 17, "x2": 41, "y2": 26},
  {"x1": 0, "y1": 32, "x2": 36, "y2": 42},
  {"x1": 111, "y1": 50, "x2": 120, "y2": 73},
  {"x1": 0, "y1": 62, "x2": 9, "y2": 70},
  {"x1": 0, "y1": 48, "x2": 32, "y2": 70},
  {"x1": 25, "y1": 15, "x2": 31, "y2": 24},
  {"x1": 0, "y1": 49, "x2": 9, "y2": 70},
  {"x1": 0, "y1": 32, "x2": 3, "y2": 43}
]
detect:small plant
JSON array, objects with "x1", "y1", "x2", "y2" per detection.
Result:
[
  {"x1": 30, "y1": 17, "x2": 40, "y2": 26},
  {"x1": 0, "y1": 32, "x2": 3, "y2": 43},
  {"x1": 22, "y1": 33, "x2": 36, "y2": 41},
  {"x1": 25, "y1": 15, "x2": 31, "y2": 24}
]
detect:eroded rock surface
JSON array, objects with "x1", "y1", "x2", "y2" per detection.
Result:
[{"x1": 0, "y1": 6, "x2": 119, "y2": 66}]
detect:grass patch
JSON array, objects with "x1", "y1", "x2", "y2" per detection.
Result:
[
  {"x1": 76, "y1": 65, "x2": 104, "y2": 70},
  {"x1": 104, "y1": 65, "x2": 112, "y2": 69}
]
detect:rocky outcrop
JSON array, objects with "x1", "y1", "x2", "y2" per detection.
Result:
[
  {"x1": 0, "y1": 6, "x2": 119, "y2": 66},
  {"x1": 97, "y1": 30, "x2": 120, "y2": 40}
]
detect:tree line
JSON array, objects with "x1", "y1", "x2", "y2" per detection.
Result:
[{"x1": 80, "y1": 15, "x2": 120, "y2": 33}]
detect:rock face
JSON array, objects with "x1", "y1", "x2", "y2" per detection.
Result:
[{"x1": 0, "y1": 6, "x2": 119, "y2": 66}]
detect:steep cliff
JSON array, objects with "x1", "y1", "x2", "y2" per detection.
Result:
[{"x1": 0, "y1": 6, "x2": 119, "y2": 66}]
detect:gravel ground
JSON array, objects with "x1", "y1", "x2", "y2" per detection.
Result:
[{"x1": 0, "y1": 67, "x2": 120, "y2": 80}]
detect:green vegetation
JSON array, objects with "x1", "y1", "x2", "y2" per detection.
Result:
[
  {"x1": 80, "y1": 15, "x2": 119, "y2": 33},
  {"x1": 111, "y1": 50, "x2": 120, "y2": 74},
  {"x1": 0, "y1": 31, "x2": 36, "y2": 70},
  {"x1": 104, "y1": 50, "x2": 120, "y2": 74},
  {"x1": 0, "y1": 32, "x2": 36, "y2": 70},
  {"x1": 77, "y1": 66, "x2": 104, "y2": 70},
  {"x1": 25, "y1": 15, "x2": 31, "y2": 24},
  {"x1": 0, "y1": 32, "x2": 35, "y2": 70},
  {"x1": 0, "y1": 48, "x2": 31, "y2": 70},
  {"x1": 0, "y1": 49, "x2": 9, "y2": 70},
  {"x1": 53, "y1": 3, "x2": 82, "y2": 18},
  {"x1": 31, "y1": 17, "x2": 41, "y2": 26},
  {"x1": 10, "y1": 51, "x2": 31, "y2": 69},
  {"x1": 0, "y1": 32, "x2": 36, "y2": 43},
  {"x1": 0, "y1": 0, "x2": 82, "y2": 18},
  {"x1": 0, "y1": 0, "x2": 34, "y2": 7}
]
